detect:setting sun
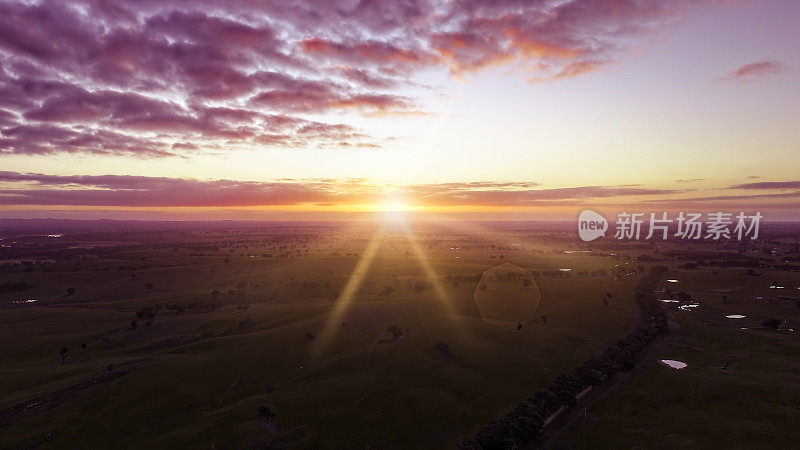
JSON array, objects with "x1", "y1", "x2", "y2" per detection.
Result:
[{"x1": 379, "y1": 202, "x2": 409, "y2": 212}]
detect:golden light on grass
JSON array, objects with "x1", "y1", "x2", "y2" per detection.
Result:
[
  {"x1": 310, "y1": 225, "x2": 386, "y2": 358},
  {"x1": 399, "y1": 220, "x2": 460, "y2": 320}
]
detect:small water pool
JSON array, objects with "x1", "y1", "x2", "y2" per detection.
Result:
[{"x1": 660, "y1": 359, "x2": 687, "y2": 369}]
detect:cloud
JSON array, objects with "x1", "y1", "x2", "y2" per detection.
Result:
[
  {"x1": 720, "y1": 60, "x2": 787, "y2": 81},
  {"x1": 729, "y1": 181, "x2": 800, "y2": 190},
  {"x1": 674, "y1": 178, "x2": 706, "y2": 183},
  {"x1": 0, "y1": 172, "x2": 681, "y2": 208},
  {"x1": 405, "y1": 184, "x2": 681, "y2": 206},
  {"x1": 0, "y1": 0, "x2": 727, "y2": 157},
  {"x1": 645, "y1": 191, "x2": 800, "y2": 204}
]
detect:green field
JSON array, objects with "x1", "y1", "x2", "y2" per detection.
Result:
[
  {"x1": 553, "y1": 266, "x2": 800, "y2": 448},
  {"x1": 0, "y1": 229, "x2": 641, "y2": 448}
]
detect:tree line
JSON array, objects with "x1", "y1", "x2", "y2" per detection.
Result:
[{"x1": 458, "y1": 265, "x2": 670, "y2": 449}]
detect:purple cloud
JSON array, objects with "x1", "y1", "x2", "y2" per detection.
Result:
[
  {"x1": 729, "y1": 181, "x2": 800, "y2": 190},
  {"x1": 0, "y1": 0, "x2": 727, "y2": 157},
  {"x1": 0, "y1": 171, "x2": 683, "y2": 208},
  {"x1": 721, "y1": 60, "x2": 787, "y2": 81}
]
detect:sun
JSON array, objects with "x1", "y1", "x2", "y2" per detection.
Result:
[
  {"x1": 380, "y1": 202, "x2": 408, "y2": 212},
  {"x1": 377, "y1": 198, "x2": 413, "y2": 222}
]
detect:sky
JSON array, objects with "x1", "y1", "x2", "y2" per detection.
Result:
[{"x1": 0, "y1": 0, "x2": 799, "y2": 221}]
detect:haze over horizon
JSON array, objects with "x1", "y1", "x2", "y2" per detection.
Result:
[{"x1": 1, "y1": 0, "x2": 799, "y2": 220}]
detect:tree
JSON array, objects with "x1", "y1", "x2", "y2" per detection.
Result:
[
  {"x1": 762, "y1": 317, "x2": 782, "y2": 330},
  {"x1": 516, "y1": 322, "x2": 523, "y2": 331},
  {"x1": 388, "y1": 325, "x2": 403, "y2": 340},
  {"x1": 66, "y1": 287, "x2": 75, "y2": 296},
  {"x1": 0, "y1": 280, "x2": 31, "y2": 293},
  {"x1": 131, "y1": 319, "x2": 138, "y2": 329},
  {"x1": 541, "y1": 315, "x2": 547, "y2": 325},
  {"x1": 434, "y1": 341, "x2": 451, "y2": 357},
  {"x1": 80, "y1": 343, "x2": 87, "y2": 350},
  {"x1": 59, "y1": 347, "x2": 68, "y2": 364},
  {"x1": 721, "y1": 355, "x2": 735, "y2": 370},
  {"x1": 257, "y1": 405, "x2": 276, "y2": 420},
  {"x1": 522, "y1": 279, "x2": 532, "y2": 290},
  {"x1": 456, "y1": 439, "x2": 482, "y2": 449}
]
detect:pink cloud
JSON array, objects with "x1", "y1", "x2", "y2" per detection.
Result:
[
  {"x1": 0, "y1": 0, "x2": 728, "y2": 157},
  {"x1": 721, "y1": 60, "x2": 787, "y2": 81},
  {"x1": 0, "y1": 172, "x2": 681, "y2": 208}
]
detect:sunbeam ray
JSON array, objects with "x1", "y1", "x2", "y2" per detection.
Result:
[{"x1": 310, "y1": 225, "x2": 386, "y2": 358}]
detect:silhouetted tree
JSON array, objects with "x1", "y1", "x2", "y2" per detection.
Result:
[
  {"x1": 0, "y1": 280, "x2": 31, "y2": 293},
  {"x1": 258, "y1": 405, "x2": 276, "y2": 420},
  {"x1": 522, "y1": 279, "x2": 532, "y2": 290},
  {"x1": 434, "y1": 341, "x2": 451, "y2": 357},
  {"x1": 65, "y1": 287, "x2": 75, "y2": 296},
  {"x1": 80, "y1": 343, "x2": 87, "y2": 350},
  {"x1": 388, "y1": 325, "x2": 403, "y2": 340},
  {"x1": 763, "y1": 317, "x2": 782, "y2": 330},
  {"x1": 303, "y1": 331, "x2": 316, "y2": 341},
  {"x1": 130, "y1": 319, "x2": 138, "y2": 329},
  {"x1": 721, "y1": 355, "x2": 734, "y2": 370},
  {"x1": 59, "y1": 347, "x2": 68, "y2": 364},
  {"x1": 541, "y1": 315, "x2": 547, "y2": 325},
  {"x1": 456, "y1": 439, "x2": 482, "y2": 449},
  {"x1": 516, "y1": 322, "x2": 523, "y2": 331}
]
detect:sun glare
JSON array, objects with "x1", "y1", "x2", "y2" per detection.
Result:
[{"x1": 380, "y1": 202, "x2": 408, "y2": 212}]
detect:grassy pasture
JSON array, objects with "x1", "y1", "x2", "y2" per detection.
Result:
[
  {"x1": 0, "y1": 235, "x2": 638, "y2": 448},
  {"x1": 554, "y1": 266, "x2": 800, "y2": 448}
]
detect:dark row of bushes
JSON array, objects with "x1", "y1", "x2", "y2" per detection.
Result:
[{"x1": 459, "y1": 266, "x2": 670, "y2": 449}]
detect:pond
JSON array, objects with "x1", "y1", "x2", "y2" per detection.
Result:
[
  {"x1": 660, "y1": 359, "x2": 687, "y2": 369},
  {"x1": 11, "y1": 299, "x2": 37, "y2": 304},
  {"x1": 726, "y1": 314, "x2": 746, "y2": 319}
]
